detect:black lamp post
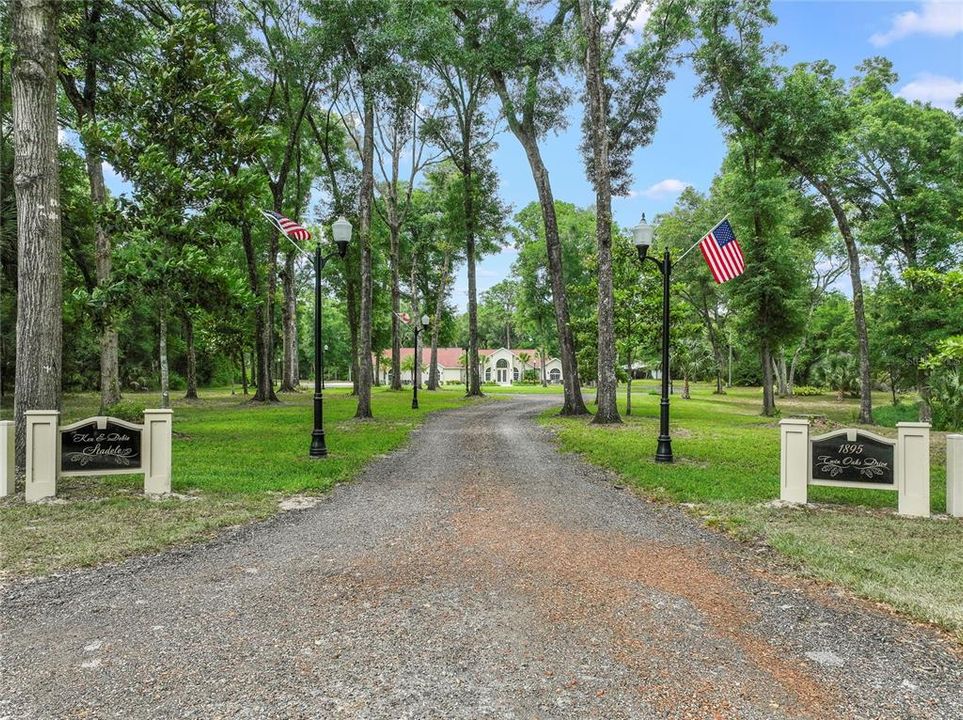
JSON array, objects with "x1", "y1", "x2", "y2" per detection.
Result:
[
  {"x1": 633, "y1": 213, "x2": 673, "y2": 463},
  {"x1": 411, "y1": 314, "x2": 430, "y2": 409},
  {"x1": 310, "y1": 216, "x2": 352, "y2": 458}
]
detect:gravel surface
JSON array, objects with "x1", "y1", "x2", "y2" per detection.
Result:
[{"x1": 2, "y1": 395, "x2": 961, "y2": 719}]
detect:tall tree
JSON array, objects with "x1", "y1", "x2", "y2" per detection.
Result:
[
  {"x1": 11, "y1": 0, "x2": 62, "y2": 466},
  {"x1": 466, "y1": 0, "x2": 588, "y2": 415},
  {"x1": 420, "y1": 4, "x2": 503, "y2": 396},
  {"x1": 372, "y1": 78, "x2": 436, "y2": 391},
  {"x1": 717, "y1": 137, "x2": 806, "y2": 415},
  {"x1": 576, "y1": 0, "x2": 691, "y2": 423},
  {"x1": 693, "y1": 0, "x2": 874, "y2": 422},
  {"x1": 58, "y1": 0, "x2": 135, "y2": 408}
]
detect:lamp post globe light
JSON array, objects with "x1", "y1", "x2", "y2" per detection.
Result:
[
  {"x1": 632, "y1": 212, "x2": 674, "y2": 463},
  {"x1": 310, "y1": 216, "x2": 352, "y2": 458},
  {"x1": 411, "y1": 314, "x2": 430, "y2": 409}
]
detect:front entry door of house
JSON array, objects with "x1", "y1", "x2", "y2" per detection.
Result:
[{"x1": 497, "y1": 368, "x2": 507, "y2": 383}]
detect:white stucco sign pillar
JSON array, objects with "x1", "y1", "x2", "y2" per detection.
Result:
[
  {"x1": 896, "y1": 422, "x2": 930, "y2": 518},
  {"x1": 0, "y1": 420, "x2": 14, "y2": 497},
  {"x1": 946, "y1": 434, "x2": 963, "y2": 519},
  {"x1": 143, "y1": 409, "x2": 173, "y2": 495},
  {"x1": 25, "y1": 410, "x2": 60, "y2": 503},
  {"x1": 779, "y1": 418, "x2": 809, "y2": 504}
]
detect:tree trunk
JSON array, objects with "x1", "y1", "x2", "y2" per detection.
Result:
[
  {"x1": 12, "y1": 0, "x2": 62, "y2": 468},
  {"x1": 774, "y1": 353, "x2": 788, "y2": 397},
  {"x1": 158, "y1": 304, "x2": 170, "y2": 409},
  {"x1": 241, "y1": 221, "x2": 278, "y2": 402},
  {"x1": 410, "y1": 247, "x2": 420, "y2": 390},
  {"x1": 579, "y1": 0, "x2": 620, "y2": 424},
  {"x1": 280, "y1": 248, "x2": 299, "y2": 392},
  {"x1": 464, "y1": 160, "x2": 482, "y2": 397},
  {"x1": 240, "y1": 351, "x2": 248, "y2": 395},
  {"x1": 541, "y1": 350, "x2": 547, "y2": 387},
  {"x1": 346, "y1": 266, "x2": 360, "y2": 395},
  {"x1": 85, "y1": 152, "x2": 121, "y2": 409},
  {"x1": 428, "y1": 250, "x2": 450, "y2": 391},
  {"x1": 490, "y1": 67, "x2": 587, "y2": 416},
  {"x1": 389, "y1": 224, "x2": 402, "y2": 390},
  {"x1": 682, "y1": 372, "x2": 691, "y2": 400},
  {"x1": 761, "y1": 340, "x2": 775, "y2": 416},
  {"x1": 809, "y1": 179, "x2": 872, "y2": 424},
  {"x1": 515, "y1": 131, "x2": 587, "y2": 414},
  {"x1": 355, "y1": 88, "x2": 375, "y2": 418},
  {"x1": 625, "y1": 349, "x2": 633, "y2": 416},
  {"x1": 184, "y1": 313, "x2": 198, "y2": 400}
]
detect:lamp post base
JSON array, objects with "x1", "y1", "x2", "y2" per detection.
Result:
[
  {"x1": 309, "y1": 430, "x2": 328, "y2": 458},
  {"x1": 655, "y1": 435, "x2": 673, "y2": 463}
]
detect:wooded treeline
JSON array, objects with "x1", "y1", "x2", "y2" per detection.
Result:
[{"x1": 3, "y1": 0, "x2": 962, "y2": 467}]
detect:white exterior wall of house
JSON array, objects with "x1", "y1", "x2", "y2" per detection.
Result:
[{"x1": 379, "y1": 348, "x2": 562, "y2": 387}]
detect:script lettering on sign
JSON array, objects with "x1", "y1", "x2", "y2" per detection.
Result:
[
  {"x1": 61, "y1": 419, "x2": 143, "y2": 474},
  {"x1": 810, "y1": 431, "x2": 894, "y2": 485}
]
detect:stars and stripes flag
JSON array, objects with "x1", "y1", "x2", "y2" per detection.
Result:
[
  {"x1": 261, "y1": 210, "x2": 311, "y2": 241},
  {"x1": 698, "y1": 218, "x2": 745, "y2": 283}
]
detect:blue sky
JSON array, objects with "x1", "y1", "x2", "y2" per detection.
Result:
[{"x1": 452, "y1": 0, "x2": 963, "y2": 309}]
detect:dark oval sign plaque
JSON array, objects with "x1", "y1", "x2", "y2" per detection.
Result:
[
  {"x1": 61, "y1": 418, "x2": 142, "y2": 474},
  {"x1": 811, "y1": 431, "x2": 894, "y2": 485}
]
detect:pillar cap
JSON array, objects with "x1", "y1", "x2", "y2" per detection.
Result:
[
  {"x1": 779, "y1": 417, "x2": 810, "y2": 425},
  {"x1": 896, "y1": 421, "x2": 931, "y2": 428},
  {"x1": 24, "y1": 410, "x2": 60, "y2": 416},
  {"x1": 143, "y1": 409, "x2": 174, "y2": 414}
]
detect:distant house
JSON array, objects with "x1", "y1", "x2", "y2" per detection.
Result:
[{"x1": 376, "y1": 347, "x2": 563, "y2": 386}]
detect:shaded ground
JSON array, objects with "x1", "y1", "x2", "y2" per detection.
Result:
[{"x1": 2, "y1": 396, "x2": 961, "y2": 719}]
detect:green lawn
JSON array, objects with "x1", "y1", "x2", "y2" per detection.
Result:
[
  {"x1": 0, "y1": 386, "x2": 470, "y2": 578},
  {"x1": 540, "y1": 384, "x2": 963, "y2": 642}
]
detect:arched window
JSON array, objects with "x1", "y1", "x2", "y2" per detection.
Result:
[
  {"x1": 496, "y1": 358, "x2": 509, "y2": 368},
  {"x1": 485, "y1": 368, "x2": 491, "y2": 382},
  {"x1": 513, "y1": 367, "x2": 520, "y2": 381},
  {"x1": 549, "y1": 368, "x2": 561, "y2": 383}
]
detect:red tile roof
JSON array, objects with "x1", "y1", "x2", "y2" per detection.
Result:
[{"x1": 374, "y1": 347, "x2": 546, "y2": 368}]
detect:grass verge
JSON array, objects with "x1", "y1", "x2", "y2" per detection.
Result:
[
  {"x1": 541, "y1": 384, "x2": 963, "y2": 643},
  {"x1": 0, "y1": 386, "x2": 469, "y2": 579}
]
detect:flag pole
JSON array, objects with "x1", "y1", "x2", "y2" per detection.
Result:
[{"x1": 675, "y1": 213, "x2": 730, "y2": 264}]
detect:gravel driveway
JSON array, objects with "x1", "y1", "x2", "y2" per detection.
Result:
[{"x1": 2, "y1": 395, "x2": 961, "y2": 719}]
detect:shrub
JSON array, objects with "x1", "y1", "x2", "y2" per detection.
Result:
[
  {"x1": 791, "y1": 386, "x2": 825, "y2": 397},
  {"x1": 813, "y1": 353, "x2": 859, "y2": 400},
  {"x1": 103, "y1": 400, "x2": 147, "y2": 423}
]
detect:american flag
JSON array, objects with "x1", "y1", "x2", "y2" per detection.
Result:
[
  {"x1": 262, "y1": 210, "x2": 311, "y2": 241},
  {"x1": 698, "y1": 218, "x2": 745, "y2": 283}
]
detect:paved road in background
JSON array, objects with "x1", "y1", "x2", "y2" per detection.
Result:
[{"x1": 3, "y1": 396, "x2": 961, "y2": 719}]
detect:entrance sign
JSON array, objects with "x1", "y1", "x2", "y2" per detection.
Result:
[
  {"x1": 810, "y1": 429, "x2": 894, "y2": 487},
  {"x1": 25, "y1": 409, "x2": 172, "y2": 503},
  {"x1": 60, "y1": 417, "x2": 143, "y2": 474},
  {"x1": 779, "y1": 419, "x2": 930, "y2": 517}
]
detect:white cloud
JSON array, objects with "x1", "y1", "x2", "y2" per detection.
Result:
[
  {"x1": 898, "y1": 73, "x2": 963, "y2": 110},
  {"x1": 632, "y1": 178, "x2": 689, "y2": 200},
  {"x1": 870, "y1": 1, "x2": 963, "y2": 46},
  {"x1": 611, "y1": 0, "x2": 652, "y2": 33}
]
